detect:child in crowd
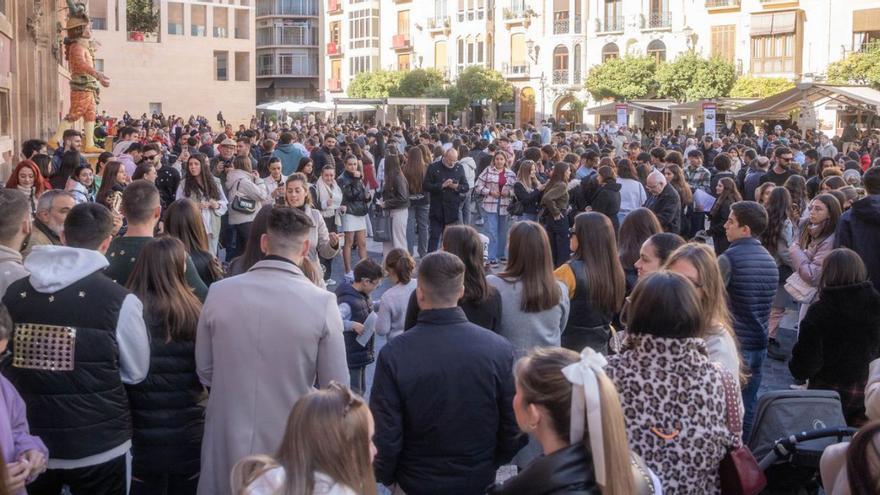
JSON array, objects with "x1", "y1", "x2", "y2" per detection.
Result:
[
  {"x1": 336, "y1": 258, "x2": 383, "y2": 395},
  {"x1": 374, "y1": 248, "x2": 417, "y2": 341},
  {"x1": 231, "y1": 383, "x2": 377, "y2": 495}
]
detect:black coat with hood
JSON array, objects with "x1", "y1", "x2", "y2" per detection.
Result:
[
  {"x1": 589, "y1": 181, "x2": 622, "y2": 231},
  {"x1": 836, "y1": 195, "x2": 880, "y2": 292}
]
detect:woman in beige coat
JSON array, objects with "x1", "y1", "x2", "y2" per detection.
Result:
[{"x1": 284, "y1": 173, "x2": 339, "y2": 273}]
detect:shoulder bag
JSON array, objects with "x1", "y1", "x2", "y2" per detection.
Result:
[
  {"x1": 716, "y1": 364, "x2": 767, "y2": 495},
  {"x1": 784, "y1": 272, "x2": 817, "y2": 304},
  {"x1": 369, "y1": 200, "x2": 391, "y2": 243},
  {"x1": 230, "y1": 179, "x2": 257, "y2": 214}
]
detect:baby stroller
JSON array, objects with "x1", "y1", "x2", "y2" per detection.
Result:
[{"x1": 748, "y1": 390, "x2": 857, "y2": 494}]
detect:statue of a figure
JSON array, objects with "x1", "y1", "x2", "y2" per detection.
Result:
[{"x1": 49, "y1": 0, "x2": 110, "y2": 153}]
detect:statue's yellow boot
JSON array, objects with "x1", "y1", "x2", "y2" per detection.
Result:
[{"x1": 82, "y1": 121, "x2": 104, "y2": 153}]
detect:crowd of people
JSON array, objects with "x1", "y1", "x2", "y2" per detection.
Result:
[{"x1": 0, "y1": 112, "x2": 878, "y2": 494}]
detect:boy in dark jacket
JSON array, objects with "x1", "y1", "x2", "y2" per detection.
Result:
[{"x1": 336, "y1": 258, "x2": 383, "y2": 395}]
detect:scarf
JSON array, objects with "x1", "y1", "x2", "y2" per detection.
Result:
[{"x1": 316, "y1": 180, "x2": 342, "y2": 218}]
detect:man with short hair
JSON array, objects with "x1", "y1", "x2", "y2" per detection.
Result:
[
  {"x1": 718, "y1": 201, "x2": 778, "y2": 437},
  {"x1": 117, "y1": 142, "x2": 142, "y2": 179},
  {"x1": 0, "y1": 190, "x2": 31, "y2": 296},
  {"x1": 272, "y1": 132, "x2": 304, "y2": 176},
  {"x1": 104, "y1": 180, "x2": 208, "y2": 300},
  {"x1": 644, "y1": 170, "x2": 681, "y2": 234},
  {"x1": 112, "y1": 126, "x2": 138, "y2": 156},
  {"x1": 21, "y1": 139, "x2": 48, "y2": 161},
  {"x1": 51, "y1": 129, "x2": 87, "y2": 173},
  {"x1": 196, "y1": 206, "x2": 348, "y2": 495},
  {"x1": 758, "y1": 147, "x2": 797, "y2": 186},
  {"x1": 425, "y1": 148, "x2": 469, "y2": 252},
  {"x1": 371, "y1": 251, "x2": 522, "y2": 494},
  {"x1": 817, "y1": 133, "x2": 838, "y2": 159},
  {"x1": 311, "y1": 135, "x2": 338, "y2": 175},
  {"x1": 3, "y1": 202, "x2": 149, "y2": 494},
  {"x1": 837, "y1": 166, "x2": 880, "y2": 292},
  {"x1": 22, "y1": 190, "x2": 76, "y2": 259}
]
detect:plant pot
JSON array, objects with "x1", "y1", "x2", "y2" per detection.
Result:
[{"x1": 129, "y1": 31, "x2": 144, "y2": 41}]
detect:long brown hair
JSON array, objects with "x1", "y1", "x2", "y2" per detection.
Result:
[
  {"x1": 163, "y1": 199, "x2": 224, "y2": 282},
  {"x1": 545, "y1": 162, "x2": 569, "y2": 190},
  {"x1": 516, "y1": 160, "x2": 540, "y2": 192},
  {"x1": 404, "y1": 147, "x2": 427, "y2": 194},
  {"x1": 799, "y1": 193, "x2": 841, "y2": 248},
  {"x1": 515, "y1": 347, "x2": 635, "y2": 495},
  {"x1": 618, "y1": 208, "x2": 662, "y2": 268},
  {"x1": 442, "y1": 224, "x2": 488, "y2": 303},
  {"x1": 846, "y1": 419, "x2": 880, "y2": 494},
  {"x1": 127, "y1": 237, "x2": 202, "y2": 342},
  {"x1": 499, "y1": 221, "x2": 562, "y2": 312},
  {"x1": 232, "y1": 383, "x2": 378, "y2": 495},
  {"x1": 710, "y1": 177, "x2": 742, "y2": 217},
  {"x1": 665, "y1": 243, "x2": 733, "y2": 333},
  {"x1": 664, "y1": 164, "x2": 693, "y2": 205},
  {"x1": 382, "y1": 154, "x2": 403, "y2": 197},
  {"x1": 183, "y1": 153, "x2": 222, "y2": 200},
  {"x1": 384, "y1": 247, "x2": 415, "y2": 285},
  {"x1": 96, "y1": 160, "x2": 125, "y2": 205},
  {"x1": 761, "y1": 186, "x2": 792, "y2": 253},
  {"x1": 571, "y1": 212, "x2": 626, "y2": 316}
]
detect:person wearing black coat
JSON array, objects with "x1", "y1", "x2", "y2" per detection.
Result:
[
  {"x1": 402, "y1": 283, "x2": 502, "y2": 332},
  {"x1": 644, "y1": 172, "x2": 681, "y2": 234},
  {"x1": 789, "y1": 252, "x2": 880, "y2": 426},
  {"x1": 423, "y1": 150, "x2": 469, "y2": 252},
  {"x1": 836, "y1": 171, "x2": 880, "y2": 293},
  {"x1": 589, "y1": 180, "x2": 621, "y2": 232},
  {"x1": 488, "y1": 444, "x2": 600, "y2": 495},
  {"x1": 370, "y1": 252, "x2": 523, "y2": 495},
  {"x1": 126, "y1": 317, "x2": 206, "y2": 494}
]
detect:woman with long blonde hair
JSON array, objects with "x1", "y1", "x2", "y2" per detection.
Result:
[
  {"x1": 665, "y1": 243, "x2": 742, "y2": 377},
  {"x1": 232, "y1": 383, "x2": 377, "y2": 495},
  {"x1": 488, "y1": 346, "x2": 658, "y2": 494}
]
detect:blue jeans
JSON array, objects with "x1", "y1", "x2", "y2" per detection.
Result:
[
  {"x1": 741, "y1": 347, "x2": 767, "y2": 441},
  {"x1": 482, "y1": 208, "x2": 510, "y2": 261},
  {"x1": 350, "y1": 366, "x2": 366, "y2": 395},
  {"x1": 406, "y1": 203, "x2": 430, "y2": 258}
]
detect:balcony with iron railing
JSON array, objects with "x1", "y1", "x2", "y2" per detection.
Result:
[
  {"x1": 258, "y1": 30, "x2": 318, "y2": 47},
  {"x1": 257, "y1": 66, "x2": 319, "y2": 77},
  {"x1": 502, "y1": 62, "x2": 530, "y2": 78},
  {"x1": 553, "y1": 16, "x2": 569, "y2": 34},
  {"x1": 392, "y1": 33, "x2": 412, "y2": 50},
  {"x1": 705, "y1": 0, "x2": 740, "y2": 9},
  {"x1": 328, "y1": 79, "x2": 342, "y2": 91},
  {"x1": 597, "y1": 16, "x2": 624, "y2": 33},
  {"x1": 642, "y1": 11, "x2": 671, "y2": 30},
  {"x1": 574, "y1": 14, "x2": 582, "y2": 33},
  {"x1": 503, "y1": 5, "x2": 535, "y2": 26},
  {"x1": 573, "y1": 70, "x2": 582, "y2": 85},
  {"x1": 552, "y1": 69, "x2": 569, "y2": 85},
  {"x1": 456, "y1": 9, "x2": 486, "y2": 22},
  {"x1": 257, "y1": 3, "x2": 319, "y2": 16},
  {"x1": 427, "y1": 16, "x2": 451, "y2": 33}
]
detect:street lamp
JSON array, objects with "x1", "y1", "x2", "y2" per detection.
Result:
[{"x1": 527, "y1": 40, "x2": 540, "y2": 64}]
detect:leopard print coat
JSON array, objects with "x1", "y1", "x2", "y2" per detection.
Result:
[{"x1": 605, "y1": 334, "x2": 742, "y2": 494}]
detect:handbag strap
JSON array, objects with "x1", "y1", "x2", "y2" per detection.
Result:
[{"x1": 714, "y1": 362, "x2": 744, "y2": 448}]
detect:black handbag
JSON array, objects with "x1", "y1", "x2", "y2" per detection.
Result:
[
  {"x1": 370, "y1": 202, "x2": 392, "y2": 243},
  {"x1": 230, "y1": 179, "x2": 257, "y2": 214},
  {"x1": 507, "y1": 197, "x2": 524, "y2": 216}
]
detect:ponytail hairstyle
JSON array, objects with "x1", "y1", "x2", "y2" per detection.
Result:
[
  {"x1": 384, "y1": 247, "x2": 415, "y2": 285},
  {"x1": 515, "y1": 347, "x2": 635, "y2": 495}
]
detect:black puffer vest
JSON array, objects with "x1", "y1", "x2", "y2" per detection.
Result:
[
  {"x1": 562, "y1": 260, "x2": 612, "y2": 355},
  {"x1": 2, "y1": 270, "x2": 132, "y2": 460},
  {"x1": 335, "y1": 282, "x2": 374, "y2": 368},
  {"x1": 125, "y1": 316, "x2": 205, "y2": 475}
]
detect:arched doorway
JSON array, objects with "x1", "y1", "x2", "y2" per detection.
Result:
[
  {"x1": 647, "y1": 39, "x2": 666, "y2": 64},
  {"x1": 520, "y1": 87, "x2": 535, "y2": 127},
  {"x1": 602, "y1": 42, "x2": 619, "y2": 62},
  {"x1": 554, "y1": 94, "x2": 578, "y2": 127}
]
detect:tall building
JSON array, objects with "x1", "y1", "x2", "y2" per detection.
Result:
[
  {"x1": 90, "y1": 0, "x2": 255, "y2": 125},
  {"x1": 256, "y1": 0, "x2": 321, "y2": 103},
  {"x1": 321, "y1": 0, "x2": 880, "y2": 127},
  {"x1": 0, "y1": 0, "x2": 67, "y2": 169}
]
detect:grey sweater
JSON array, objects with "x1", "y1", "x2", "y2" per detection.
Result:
[{"x1": 487, "y1": 275, "x2": 570, "y2": 357}]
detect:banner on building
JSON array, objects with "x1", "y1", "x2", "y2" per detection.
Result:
[
  {"x1": 703, "y1": 102, "x2": 717, "y2": 138},
  {"x1": 616, "y1": 104, "x2": 628, "y2": 127}
]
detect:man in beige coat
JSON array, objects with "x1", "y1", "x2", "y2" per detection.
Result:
[{"x1": 195, "y1": 206, "x2": 349, "y2": 495}]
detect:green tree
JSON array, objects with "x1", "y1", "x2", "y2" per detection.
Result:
[
  {"x1": 126, "y1": 0, "x2": 160, "y2": 33},
  {"x1": 827, "y1": 48, "x2": 880, "y2": 87},
  {"x1": 656, "y1": 53, "x2": 736, "y2": 102},
  {"x1": 347, "y1": 70, "x2": 405, "y2": 98},
  {"x1": 394, "y1": 69, "x2": 446, "y2": 97},
  {"x1": 584, "y1": 56, "x2": 657, "y2": 101},
  {"x1": 452, "y1": 66, "x2": 513, "y2": 111},
  {"x1": 729, "y1": 76, "x2": 795, "y2": 98}
]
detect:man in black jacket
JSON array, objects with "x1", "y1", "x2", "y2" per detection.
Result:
[
  {"x1": 837, "y1": 166, "x2": 880, "y2": 292},
  {"x1": 644, "y1": 170, "x2": 681, "y2": 234},
  {"x1": 424, "y1": 148, "x2": 469, "y2": 252},
  {"x1": 370, "y1": 252, "x2": 523, "y2": 495}
]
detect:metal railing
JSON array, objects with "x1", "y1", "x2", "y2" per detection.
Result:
[
  {"x1": 573, "y1": 71, "x2": 582, "y2": 85},
  {"x1": 213, "y1": 27, "x2": 228, "y2": 37},
  {"x1": 643, "y1": 12, "x2": 671, "y2": 29},
  {"x1": 168, "y1": 23, "x2": 184, "y2": 35},
  {"x1": 552, "y1": 69, "x2": 569, "y2": 85},
  {"x1": 705, "y1": 0, "x2": 740, "y2": 7},
  {"x1": 502, "y1": 62, "x2": 530, "y2": 77},
  {"x1": 574, "y1": 14, "x2": 582, "y2": 33},
  {"x1": 191, "y1": 25, "x2": 206, "y2": 36},
  {"x1": 553, "y1": 17, "x2": 569, "y2": 34},
  {"x1": 503, "y1": 5, "x2": 529, "y2": 19},
  {"x1": 257, "y1": 68, "x2": 319, "y2": 77},
  {"x1": 598, "y1": 16, "x2": 624, "y2": 33}
]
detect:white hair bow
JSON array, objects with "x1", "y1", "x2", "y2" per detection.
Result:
[{"x1": 560, "y1": 347, "x2": 608, "y2": 486}]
